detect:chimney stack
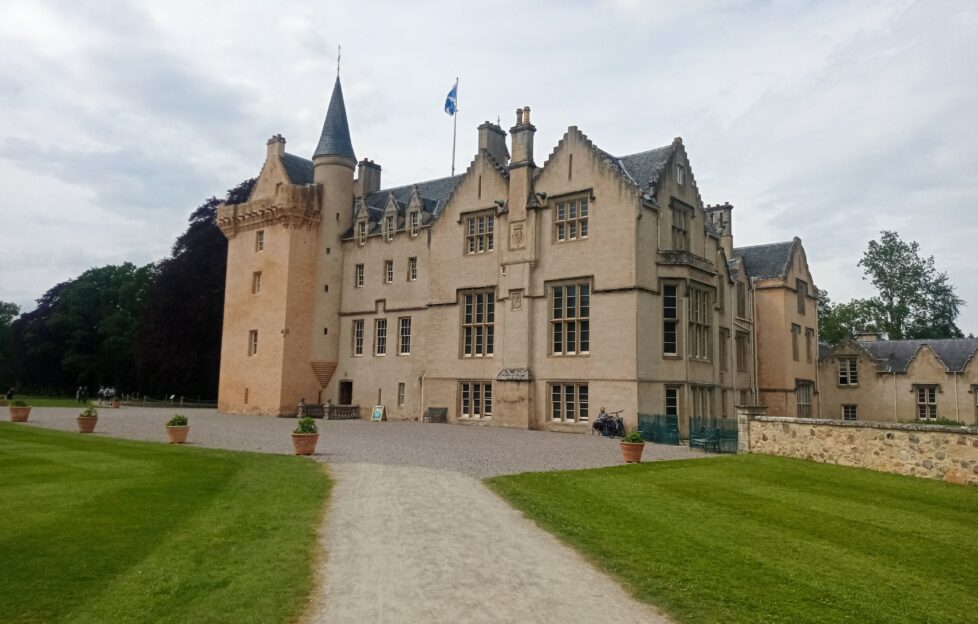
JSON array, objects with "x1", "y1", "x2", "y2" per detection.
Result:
[
  {"x1": 266, "y1": 134, "x2": 286, "y2": 159},
  {"x1": 355, "y1": 159, "x2": 382, "y2": 198},
  {"x1": 510, "y1": 106, "x2": 535, "y2": 165},
  {"x1": 478, "y1": 121, "x2": 509, "y2": 165},
  {"x1": 705, "y1": 202, "x2": 734, "y2": 257}
]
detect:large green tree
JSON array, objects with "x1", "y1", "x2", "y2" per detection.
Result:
[
  {"x1": 0, "y1": 301, "x2": 20, "y2": 389},
  {"x1": 819, "y1": 231, "x2": 964, "y2": 343}
]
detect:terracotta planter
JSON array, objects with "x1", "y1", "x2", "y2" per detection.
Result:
[
  {"x1": 166, "y1": 425, "x2": 189, "y2": 444},
  {"x1": 77, "y1": 416, "x2": 98, "y2": 433},
  {"x1": 112, "y1": 399, "x2": 120, "y2": 409},
  {"x1": 9, "y1": 406, "x2": 31, "y2": 422},
  {"x1": 291, "y1": 433, "x2": 319, "y2": 456},
  {"x1": 620, "y1": 441, "x2": 645, "y2": 463}
]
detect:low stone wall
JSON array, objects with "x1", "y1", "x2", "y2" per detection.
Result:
[{"x1": 746, "y1": 415, "x2": 978, "y2": 486}]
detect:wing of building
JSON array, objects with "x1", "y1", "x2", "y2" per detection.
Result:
[{"x1": 215, "y1": 76, "x2": 820, "y2": 433}]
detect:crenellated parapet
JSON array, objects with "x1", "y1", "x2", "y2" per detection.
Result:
[{"x1": 217, "y1": 183, "x2": 322, "y2": 238}]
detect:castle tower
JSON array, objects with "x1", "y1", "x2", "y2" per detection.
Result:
[{"x1": 308, "y1": 77, "x2": 357, "y2": 400}]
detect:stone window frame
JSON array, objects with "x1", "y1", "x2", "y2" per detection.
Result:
[
  {"x1": 408, "y1": 210, "x2": 421, "y2": 237},
  {"x1": 459, "y1": 380, "x2": 493, "y2": 419},
  {"x1": 247, "y1": 329, "x2": 258, "y2": 357},
  {"x1": 408, "y1": 257, "x2": 418, "y2": 281},
  {"x1": 374, "y1": 318, "x2": 388, "y2": 356},
  {"x1": 671, "y1": 204, "x2": 690, "y2": 251},
  {"x1": 719, "y1": 328, "x2": 730, "y2": 372},
  {"x1": 791, "y1": 324, "x2": 801, "y2": 361},
  {"x1": 352, "y1": 319, "x2": 364, "y2": 356},
  {"x1": 663, "y1": 282, "x2": 680, "y2": 357},
  {"x1": 842, "y1": 404, "x2": 857, "y2": 421},
  {"x1": 254, "y1": 230, "x2": 265, "y2": 252},
  {"x1": 384, "y1": 214, "x2": 396, "y2": 242},
  {"x1": 676, "y1": 161, "x2": 686, "y2": 186},
  {"x1": 795, "y1": 380, "x2": 814, "y2": 418},
  {"x1": 837, "y1": 357, "x2": 858, "y2": 386},
  {"x1": 553, "y1": 195, "x2": 589, "y2": 243},
  {"x1": 665, "y1": 385, "x2": 681, "y2": 418},
  {"x1": 460, "y1": 288, "x2": 495, "y2": 358},
  {"x1": 914, "y1": 384, "x2": 939, "y2": 420},
  {"x1": 691, "y1": 385, "x2": 714, "y2": 419},
  {"x1": 550, "y1": 382, "x2": 589, "y2": 423},
  {"x1": 384, "y1": 260, "x2": 394, "y2": 284},
  {"x1": 736, "y1": 281, "x2": 748, "y2": 319},
  {"x1": 354, "y1": 264, "x2": 364, "y2": 288},
  {"x1": 357, "y1": 220, "x2": 368, "y2": 246},
  {"x1": 549, "y1": 280, "x2": 591, "y2": 357},
  {"x1": 796, "y1": 279, "x2": 808, "y2": 315},
  {"x1": 688, "y1": 285, "x2": 713, "y2": 362},
  {"x1": 398, "y1": 316, "x2": 411, "y2": 355},
  {"x1": 251, "y1": 271, "x2": 262, "y2": 295},
  {"x1": 735, "y1": 331, "x2": 750, "y2": 372},
  {"x1": 397, "y1": 382, "x2": 406, "y2": 407},
  {"x1": 464, "y1": 211, "x2": 495, "y2": 255},
  {"x1": 805, "y1": 328, "x2": 815, "y2": 362}
]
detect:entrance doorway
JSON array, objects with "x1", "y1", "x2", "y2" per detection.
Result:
[{"x1": 339, "y1": 380, "x2": 353, "y2": 405}]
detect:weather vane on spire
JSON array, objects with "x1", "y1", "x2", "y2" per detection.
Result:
[{"x1": 337, "y1": 45, "x2": 341, "y2": 77}]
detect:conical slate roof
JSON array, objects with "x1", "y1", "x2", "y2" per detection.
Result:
[{"x1": 313, "y1": 77, "x2": 356, "y2": 161}]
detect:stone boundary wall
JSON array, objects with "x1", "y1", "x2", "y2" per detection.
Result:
[{"x1": 742, "y1": 414, "x2": 978, "y2": 486}]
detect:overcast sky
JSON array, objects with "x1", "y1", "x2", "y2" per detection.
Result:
[{"x1": 1, "y1": 0, "x2": 976, "y2": 332}]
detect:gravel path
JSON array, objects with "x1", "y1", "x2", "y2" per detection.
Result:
[{"x1": 16, "y1": 407, "x2": 698, "y2": 623}]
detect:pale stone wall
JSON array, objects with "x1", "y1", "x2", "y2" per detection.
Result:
[{"x1": 747, "y1": 415, "x2": 978, "y2": 486}]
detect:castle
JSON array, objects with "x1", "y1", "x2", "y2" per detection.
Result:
[{"x1": 215, "y1": 76, "x2": 823, "y2": 433}]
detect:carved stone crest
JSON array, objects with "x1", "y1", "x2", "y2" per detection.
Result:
[
  {"x1": 511, "y1": 289, "x2": 523, "y2": 310},
  {"x1": 510, "y1": 222, "x2": 526, "y2": 249}
]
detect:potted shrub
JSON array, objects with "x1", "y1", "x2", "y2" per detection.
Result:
[
  {"x1": 166, "y1": 414, "x2": 189, "y2": 444},
  {"x1": 77, "y1": 406, "x2": 98, "y2": 433},
  {"x1": 9, "y1": 400, "x2": 31, "y2": 423},
  {"x1": 620, "y1": 431, "x2": 646, "y2": 463},
  {"x1": 291, "y1": 417, "x2": 319, "y2": 456}
]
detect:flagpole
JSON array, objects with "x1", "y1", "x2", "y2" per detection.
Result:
[{"x1": 450, "y1": 77, "x2": 458, "y2": 176}]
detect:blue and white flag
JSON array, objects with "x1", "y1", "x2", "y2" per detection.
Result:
[{"x1": 444, "y1": 81, "x2": 458, "y2": 116}]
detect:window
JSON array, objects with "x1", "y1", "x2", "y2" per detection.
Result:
[
  {"x1": 739, "y1": 389, "x2": 749, "y2": 406},
  {"x1": 795, "y1": 381, "x2": 813, "y2": 418},
  {"x1": 805, "y1": 328, "x2": 814, "y2": 362},
  {"x1": 255, "y1": 230, "x2": 264, "y2": 252},
  {"x1": 796, "y1": 279, "x2": 808, "y2": 315},
  {"x1": 736, "y1": 281, "x2": 747, "y2": 318},
  {"x1": 720, "y1": 389, "x2": 728, "y2": 418},
  {"x1": 692, "y1": 386, "x2": 713, "y2": 419},
  {"x1": 663, "y1": 284, "x2": 679, "y2": 356},
  {"x1": 916, "y1": 385, "x2": 938, "y2": 420},
  {"x1": 464, "y1": 213, "x2": 494, "y2": 254},
  {"x1": 248, "y1": 330, "x2": 258, "y2": 356},
  {"x1": 384, "y1": 260, "x2": 394, "y2": 284},
  {"x1": 408, "y1": 257, "x2": 418, "y2": 281},
  {"x1": 735, "y1": 332, "x2": 749, "y2": 372},
  {"x1": 461, "y1": 290, "x2": 494, "y2": 357},
  {"x1": 352, "y1": 320, "x2": 364, "y2": 356},
  {"x1": 252, "y1": 271, "x2": 262, "y2": 294},
  {"x1": 551, "y1": 282, "x2": 590, "y2": 355},
  {"x1": 357, "y1": 221, "x2": 367, "y2": 245},
  {"x1": 688, "y1": 287, "x2": 712, "y2": 361},
  {"x1": 719, "y1": 328, "x2": 729, "y2": 371},
  {"x1": 397, "y1": 382, "x2": 406, "y2": 407},
  {"x1": 398, "y1": 317, "x2": 411, "y2": 355},
  {"x1": 354, "y1": 264, "x2": 364, "y2": 288},
  {"x1": 554, "y1": 197, "x2": 589, "y2": 242},
  {"x1": 676, "y1": 162, "x2": 686, "y2": 186},
  {"x1": 842, "y1": 405, "x2": 857, "y2": 421},
  {"x1": 550, "y1": 383, "x2": 589, "y2": 423},
  {"x1": 838, "y1": 357, "x2": 858, "y2": 386},
  {"x1": 374, "y1": 319, "x2": 387, "y2": 356},
  {"x1": 791, "y1": 324, "x2": 801, "y2": 361},
  {"x1": 384, "y1": 214, "x2": 395, "y2": 241},
  {"x1": 409, "y1": 211, "x2": 420, "y2": 236},
  {"x1": 665, "y1": 386, "x2": 680, "y2": 417},
  {"x1": 460, "y1": 381, "x2": 492, "y2": 419},
  {"x1": 671, "y1": 206, "x2": 690, "y2": 251}
]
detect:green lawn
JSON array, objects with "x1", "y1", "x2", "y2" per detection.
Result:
[
  {"x1": 488, "y1": 454, "x2": 978, "y2": 624},
  {"x1": 0, "y1": 423, "x2": 330, "y2": 624},
  {"x1": 5, "y1": 395, "x2": 87, "y2": 407}
]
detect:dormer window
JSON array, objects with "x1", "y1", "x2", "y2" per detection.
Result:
[
  {"x1": 676, "y1": 162, "x2": 686, "y2": 186},
  {"x1": 357, "y1": 221, "x2": 367, "y2": 246},
  {"x1": 384, "y1": 214, "x2": 395, "y2": 241},
  {"x1": 409, "y1": 211, "x2": 420, "y2": 237}
]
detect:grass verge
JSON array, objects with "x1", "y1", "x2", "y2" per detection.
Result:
[
  {"x1": 0, "y1": 422, "x2": 330, "y2": 624},
  {"x1": 4, "y1": 396, "x2": 87, "y2": 408},
  {"x1": 487, "y1": 454, "x2": 978, "y2": 624}
]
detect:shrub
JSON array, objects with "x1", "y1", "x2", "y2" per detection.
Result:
[
  {"x1": 622, "y1": 431, "x2": 645, "y2": 443},
  {"x1": 915, "y1": 418, "x2": 967, "y2": 427},
  {"x1": 293, "y1": 417, "x2": 318, "y2": 435},
  {"x1": 11, "y1": 400, "x2": 28, "y2": 407},
  {"x1": 167, "y1": 414, "x2": 189, "y2": 427},
  {"x1": 79, "y1": 406, "x2": 98, "y2": 419}
]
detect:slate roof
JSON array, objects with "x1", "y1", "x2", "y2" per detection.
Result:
[
  {"x1": 363, "y1": 175, "x2": 463, "y2": 217},
  {"x1": 313, "y1": 78, "x2": 356, "y2": 161},
  {"x1": 858, "y1": 338, "x2": 978, "y2": 373},
  {"x1": 732, "y1": 241, "x2": 795, "y2": 280},
  {"x1": 281, "y1": 152, "x2": 314, "y2": 185},
  {"x1": 591, "y1": 145, "x2": 675, "y2": 197}
]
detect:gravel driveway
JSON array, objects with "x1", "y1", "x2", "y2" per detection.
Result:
[{"x1": 16, "y1": 407, "x2": 698, "y2": 623}]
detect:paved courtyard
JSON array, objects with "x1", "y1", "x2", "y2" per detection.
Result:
[{"x1": 18, "y1": 407, "x2": 702, "y2": 623}]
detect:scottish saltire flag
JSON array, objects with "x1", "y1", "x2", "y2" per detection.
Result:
[{"x1": 444, "y1": 81, "x2": 458, "y2": 116}]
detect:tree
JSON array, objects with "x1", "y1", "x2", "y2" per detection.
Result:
[
  {"x1": 817, "y1": 289, "x2": 874, "y2": 344},
  {"x1": 0, "y1": 301, "x2": 20, "y2": 388},
  {"x1": 134, "y1": 178, "x2": 255, "y2": 399}
]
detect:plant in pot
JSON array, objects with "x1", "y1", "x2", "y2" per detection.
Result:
[
  {"x1": 291, "y1": 417, "x2": 319, "y2": 456},
  {"x1": 620, "y1": 431, "x2": 646, "y2": 463},
  {"x1": 9, "y1": 400, "x2": 31, "y2": 423},
  {"x1": 166, "y1": 414, "x2": 190, "y2": 444},
  {"x1": 77, "y1": 406, "x2": 98, "y2": 433}
]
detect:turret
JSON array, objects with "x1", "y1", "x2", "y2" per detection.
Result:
[{"x1": 706, "y1": 202, "x2": 734, "y2": 258}]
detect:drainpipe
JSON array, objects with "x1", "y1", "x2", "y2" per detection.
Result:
[
  {"x1": 953, "y1": 371, "x2": 960, "y2": 423},
  {"x1": 750, "y1": 282, "x2": 760, "y2": 407},
  {"x1": 892, "y1": 371, "x2": 898, "y2": 422},
  {"x1": 419, "y1": 370, "x2": 426, "y2": 419}
]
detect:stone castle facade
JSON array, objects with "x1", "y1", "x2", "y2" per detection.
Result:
[{"x1": 216, "y1": 76, "x2": 821, "y2": 433}]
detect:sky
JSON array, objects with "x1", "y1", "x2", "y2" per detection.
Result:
[{"x1": 1, "y1": 0, "x2": 976, "y2": 332}]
